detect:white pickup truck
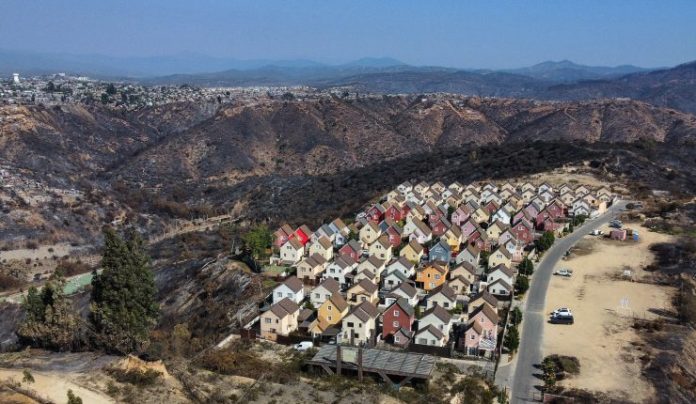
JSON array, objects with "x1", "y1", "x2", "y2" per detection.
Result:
[{"x1": 553, "y1": 268, "x2": 573, "y2": 277}]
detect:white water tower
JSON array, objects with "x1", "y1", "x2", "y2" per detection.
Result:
[{"x1": 12, "y1": 73, "x2": 20, "y2": 84}]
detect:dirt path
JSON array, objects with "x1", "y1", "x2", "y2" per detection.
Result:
[
  {"x1": 0, "y1": 368, "x2": 114, "y2": 404},
  {"x1": 542, "y1": 223, "x2": 675, "y2": 401}
]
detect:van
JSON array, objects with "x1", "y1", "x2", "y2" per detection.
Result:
[{"x1": 293, "y1": 341, "x2": 314, "y2": 351}]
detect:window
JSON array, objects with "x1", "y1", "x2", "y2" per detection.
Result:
[
  {"x1": 276, "y1": 292, "x2": 282, "y2": 297},
  {"x1": 471, "y1": 334, "x2": 475, "y2": 340},
  {"x1": 265, "y1": 318, "x2": 271, "y2": 323},
  {"x1": 276, "y1": 319, "x2": 279, "y2": 324},
  {"x1": 328, "y1": 316, "x2": 332, "y2": 321},
  {"x1": 314, "y1": 293, "x2": 320, "y2": 298},
  {"x1": 287, "y1": 293, "x2": 293, "y2": 297},
  {"x1": 328, "y1": 305, "x2": 332, "y2": 310},
  {"x1": 325, "y1": 294, "x2": 330, "y2": 299},
  {"x1": 444, "y1": 302, "x2": 449, "y2": 308},
  {"x1": 434, "y1": 274, "x2": 441, "y2": 280},
  {"x1": 347, "y1": 322, "x2": 354, "y2": 328},
  {"x1": 393, "y1": 321, "x2": 399, "y2": 327},
  {"x1": 270, "y1": 328, "x2": 276, "y2": 333},
  {"x1": 358, "y1": 323, "x2": 362, "y2": 328},
  {"x1": 394, "y1": 310, "x2": 400, "y2": 317},
  {"x1": 431, "y1": 339, "x2": 436, "y2": 345},
  {"x1": 395, "y1": 336, "x2": 400, "y2": 343},
  {"x1": 418, "y1": 338, "x2": 427, "y2": 344}
]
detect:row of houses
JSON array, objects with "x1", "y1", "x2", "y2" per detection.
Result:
[{"x1": 261, "y1": 180, "x2": 615, "y2": 356}]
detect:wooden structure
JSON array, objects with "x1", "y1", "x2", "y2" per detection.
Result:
[{"x1": 307, "y1": 345, "x2": 436, "y2": 388}]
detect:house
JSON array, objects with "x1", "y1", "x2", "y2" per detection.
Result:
[
  {"x1": 450, "y1": 261, "x2": 478, "y2": 285},
  {"x1": 460, "y1": 318, "x2": 497, "y2": 356},
  {"x1": 296, "y1": 254, "x2": 328, "y2": 284},
  {"x1": 366, "y1": 203, "x2": 386, "y2": 223},
  {"x1": 386, "y1": 256, "x2": 416, "y2": 279},
  {"x1": 384, "y1": 224, "x2": 404, "y2": 248},
  {"x1": 487, "y1": 278, "x2": 513, "y2": 297},
  {"x1": 310, "y1": 293, "x2": 349, "y2": 335},
  {"x1": 383, "y1": 269, "x2": 410, "y2": 290},
  {"x1": 384, "y1": 202, "x2": 404, "y2": 222},
  {"x1": 414, "y1": 325, "x2": 447, "y2": 347},
  {"x1": 339, "y1": 240, "x2": 362, "y2": 262},
  {"x1": 414, "y1": 181, "x2": 430, "y2": 195},
  {"x1": 510, "y1": 218, "x2": 535, "y2": 246},
  {"x1": 347, "y1": 279, "x2": 379, "y2": 306},
  {"x1": 491, "y1": 206, "x2": 513, "y2": 226},
  {"x1": 382, "y1": 298, "x2": 416, "y2": 343},
  {"x1": 429, "y1": 216, "x2": 451, "y2": 237},
  {"x1": 572, "y1": 199, "x2": 592, "y2": 217},
  {"x1": 488, "y1": 247, "x2": 512, "y2": 269},
  {"x1": 428, "y1": 240, "x2": 452, "y2": 263},
  {"x1": 426, "y1": 283, "x2": 457, "y2": 310},
  {"x1": 368, "y1": 235, "x2": 393, "y2": 261},
  {"x1": 468, "y1": 291, "x2": 498, "y2": 315},
  {"x1": 309, "y1": 236, "x2": 334, "y2": 261},
  {"x1": 419, "y1": 305, "x2": 453, "y2": 341},
  {"x1": 486, "y1": 264, "x2": 515, "y2": 287},
  {"x1": 357, "y1": 256, "x2": 386, "y2": 280},
  {"x1": 397, "y1": 181, "x2": 413, "y2": 194},
  {"x1": 407, "y1": 218, "x2": 433, "y2": 244},
  {"x1": 486, "y1": 220, "x2": 508, "y2": 240},
  {"x1": 471, "y1": 207, "x2": 490, "y2": 224},
  {"x1": 385, "y1": 281, "x2": 420, "y2": 307},
  {"x1": 322, "y1": 255, "x2": 357, "y2": 287},
  {"x1": 294, "y1": 225, "x2": 312, "y2": 246},
  {"x1": 451, "y1": 206, "x2": 471, "y2": 227},
  {"x1": 329, "y1": 218, "x2": 350, "y2": 247},
  {"x1": 353, "y1": 268, "x2": 377, "y2": 285},
  {"x1": 470, "y1": 229, "x2": 491, "y2": 252},
  {"x1": 280, "y1": 238, "x2": 304, "y2": 265},
  {"x1": 260, "y1": 298, "x2": 300, "y2": 341},
  {"x1": 310, "y1": 278, "x2": 341, "y2": 308},
  {"x1": 455, "y1": 244, "x2": 481, "y2": 267},
  {"x1": 442, "y1": 225, "x2": 463, "y2": 253},
  {"x1": 464, "y1": 304, "x2": 499, "y2": 354},
  {"x1": 274, "y1": 224, "x2": 294, "y2": 248},
  {"x1": 311, "y1": 224, "x2": 336, "y2": 244},
  {"x1": 340, "y1": 301, "x2": 379, "y2": 346},
  {"x1": 359, "y1": 221, "x2": 382, "y2": 246},
  {"x1": 416, "y1": 262, "x2": 448, "y2": 291},
  {"x1": 449, "y1": 275, "x2": 472, "y2": 297},
  {"x1": 400, "y1": 239, "x2": 424, "y2": 263},
  {"x1": 272, "y1": 276, "x2": 305, "y2": 305},
  {"x1": 459, "y1": 219, "x2": 478, "y2": 240}
]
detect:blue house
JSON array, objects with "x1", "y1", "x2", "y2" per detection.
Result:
[{"x1": 428, "y1": 240, "x2": 452, "y2": 263}]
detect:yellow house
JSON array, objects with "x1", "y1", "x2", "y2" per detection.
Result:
[
  {"x1": 347, "y1": 279, "x2": 379, "y2": 306},
  {"x1": 471, "y1": 208, "x2": 490, "y2": 224},
  {"x1": 416, "y1": 263, "x2": 448, "y2": 291},
  {"x1": 486, "y1": 221, "x2": 507, "y2": 240},
  {"x1": 310, "y1": 293, "x2": 349, "y2": 335},
  {"x1": 400, "y1": 239, "x2": 424, "y2": 263},
  {"x1": 260, "y1": 298, "x2": 300, "y2": 341},
  {"x1": 450, "y1": 262, "x2": 477, "y2": 285},
  {"x1": 359, "y1": 222, "x2": 382, "y2": 246},
  {"x1": 442, "y1": 226, "x2": 463, "y2": 253},
  {"x1": 488, "y1": 247, "x2": 512, "y2": 269}
]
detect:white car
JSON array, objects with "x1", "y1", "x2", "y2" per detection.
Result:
[
  {"x1": 293, "y1": 341, "x2": 314, "y2": 351},
  {"x1": 554, "y1": 268, "x2": 573, "y2": 277},
  {"x1": 551, "y1": 307, "x2": 573, "y2": 317}
]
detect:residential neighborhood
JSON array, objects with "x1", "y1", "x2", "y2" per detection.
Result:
[{"x1": 254, "y1": 180, "x2": 616, "y2": 359}]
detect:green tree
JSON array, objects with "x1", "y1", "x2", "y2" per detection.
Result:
[
  {"x1": 67, "y1": 389, "x2": 83, "y2": 404},
  {"x1": 105, "y1": 83, "x2": 117, "y2": 95},
  {"x1": 503, "y1": 325, "x2": 520, "y2": 354},
  {"x1": 518, "y1": 257, "x2": 534, "y2": 276},
  {"x1": 22, "y1": 369, "x2": 34, "y2": 384},
  {"x1": 515, "y1": 275, "x2": 529, "y2": 295},
  {"x1": 242, "y1": 224, "x2": 273, "y2": 259},
  {"x1": 100, "y1": 93, "x2": 109, "y2": 104},
  {"x1": 90, "y1": 228, "x2": 159, "y2": 354},
  {"x1": 510, "y1": 307, "x2": 523, "y2": 326},
  {"x1": 17, "y1": 277, "x2": 81, "y2": 351},
  {"x1": 536, "y1": 231, "x2": 555, "y2": 251}
]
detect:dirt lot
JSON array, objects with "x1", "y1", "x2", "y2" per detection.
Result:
[{"x1": 542, "y1": 223, "x2": 676, "y2": 402}]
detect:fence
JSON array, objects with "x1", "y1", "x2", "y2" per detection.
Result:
[{"x1": 406, "y1": 342, "x2": 453, "y2": 358}]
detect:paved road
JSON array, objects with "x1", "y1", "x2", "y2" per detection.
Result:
[{"x1": 510, "y1": 201, "x2": 627, "y2": 403}]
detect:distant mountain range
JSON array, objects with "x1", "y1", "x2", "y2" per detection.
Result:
[{"x1": 2, "y1": 48, "x2": 695, "y2": 113}]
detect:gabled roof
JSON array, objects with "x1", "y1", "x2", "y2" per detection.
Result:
[
  {"x1": 469, "y1": 302, "x2": 499, "y2": 324},
  {"x1": 389, "y1": 256, "x2": 415, "y2": 270},
  {"x1": 351, "y1": 278, "x2": 378, "y2": 294},
  {"x1": 327, "y1": 293, "x2": 349, "y2": 312},
  {"x1": 490, "y1": 263, "x2": 514, "y2": 277},
  {"x1": 372, "y1": 235, "x2": 391, "y2": 249},
  {"x1": 465, "y1": 319, "x2": 484, "y2": 335},
  {"x1": 334, "y1": 255, "x2": 357, "y2": 269},
  {"x1": 348, "y1": 301, "x2": 378, "y2": 322},
  {"x1": 279, "y1": 224, "x2": 294, "y2": 236},
  {"x1": 385, "y1": 270, "x2": 409, "y2": 283},
  {"x1": 405, "y1": 239, "x2": 424, "y2": 254},
  {"x1": 416, "y1": 324, "x2": 445, "y2": 340},
  {"x1": 387, "y1": 298, "x2": 415, "y2": 317},
  {"x1": 422, "y1": 304, "x2": 452, "y2": 323},
  {"x1": 285, "y1": 237, "x2": 303, "y2": 250},
  {"x1": 365, "y1": 255, "x2": 386, "y2": 269},
  {"x1": 389, "y1": 281, "x2": 417, "y2": 298},
  {"x1": 280, "y1": 276, "x2": 304, "y2": 293},
  {"x1": 413, "y1": 218, "x2": 432, "y2": 236},
  {"x1": 428, "y1": 283, "x2": 456, "y2": 301},
  {"x1": 488, "y1": 278, "x2": 512, "y2": 292},
  {"x1": 342, "y1": 239, "x2": 362, "y2": 253},
  {"x1": 298, "y1": 225, "x2": 313, "y2": 236},
  {"x1": 493, "y1": 246, "x2": 512, "y2": 259},
  {"x1": 304, "y1": 253, "x2": 328, "y2": 268},
  {"x1": 449, "y1": 275, "x2": 471, "y2": 287},
  {"x1": 423, "y1": 262, "x2": 448, "y2": 275},
  {"x1": 331, "y1": 218, "x2": 348, "y2": 231},
  {"x1": 269, "y1": 297, "x2": 300, "y2": 319},
  {"x1": 452, "y1": 261, "x2": 477, "y2": 276},
  {"x1": 316, "y1": 277, "x2": 341, "y2": 294},
  {"x1": 315, "y1": 236, "x2": 333, "y2": 250},
  {"x1": 470, "y1": 291, "x2": 499, "y2": 308}
]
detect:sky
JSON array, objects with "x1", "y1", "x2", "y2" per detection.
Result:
[{"x1": 0, "y1": 0, "x2": 694, "y2": 69}]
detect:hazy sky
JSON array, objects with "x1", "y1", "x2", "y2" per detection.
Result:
[{"x1": 1, "y1": 0, "x2": 694, "y2": 68}]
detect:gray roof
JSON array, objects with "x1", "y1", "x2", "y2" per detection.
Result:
[{"x1": 308, "y1": 345, "x2": 436, "y2": 379}]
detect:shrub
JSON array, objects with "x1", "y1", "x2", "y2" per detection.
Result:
[{"x1": 107, "y1": 368, "x2": 162, "y2": 387}]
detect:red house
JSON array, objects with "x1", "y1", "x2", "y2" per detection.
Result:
[
  {"x1": 385, "y1": 226, "x2": 403, "y2": 248},
  {"x1": 274, "y1": 224, "x2": 294, "y2": 248},
  {"x1": 511, "y1": 220, "x2": 534, "y2": 246},
  {"x1": 384, "y1": 203, "x2": 403, "y2": 222},
  {"x1": 484, "y1": 200, "x2": 500, "y2": 215},
  {"x1": 367, "y1": 204, "x2": 386, "y2": 223},
  {"x1": 430, "y1": 217, "x2": 450, "y2": 237},
  {"x1": 339, "y1": 240, "x2": 362, "y2": 261},
  {"x1": 293, "y1": 225, "x2": 312, "y2": 246},
  {"x1": 382, "y1": 298, "x2": 415, "y2": 343},
  {"x1": 546, "y1": 200, "x2": 565, "y2": 219}
]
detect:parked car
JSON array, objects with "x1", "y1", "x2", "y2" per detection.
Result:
[
  {"x1": 554, "y1": 268, "x2": 573, "y2": 277},
  {"x1": 549, "y1": 314, "x2": 574, "y2": 324},
  {"x1": 551, "y1": 307, "x2": 573, "y2": 317},
  {"x1": 590, "y1": 229, "x2": 604, "y2": 236},
  {"x1": 293, "y1": 341, "x2": 314, "y2": 351}
]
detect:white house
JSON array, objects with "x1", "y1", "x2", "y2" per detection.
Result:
[
  {"x1": 272, "y1": 276, "x2": 305, "y2": 305},
  {"x1": 310, "y1": 277, "x2": 341, "y2": 308},
  {"x1": 340, "y1": 301, "x2": 378, "y2": 346},
  {"x1": 280, "y1": 238, "x2": 304, "y2": 265}
]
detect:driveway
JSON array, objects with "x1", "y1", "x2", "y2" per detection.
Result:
[{"x1": 510, "y1": 201, "x2": 627, "y2": 403}]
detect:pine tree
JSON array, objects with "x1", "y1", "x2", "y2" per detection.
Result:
[
  {"x1": 90, "y1": 228, "x2": 159, "y2": 354},
  {"x1": 504, "y1": 325, "x2": 520, "y2": 354}
]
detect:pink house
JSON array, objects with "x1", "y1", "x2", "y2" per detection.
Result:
[
  {"x1": 459, "y1": 304, "x2": 498, "y2": 356},
  {"x1": 460, "y1": 219, "x2": 478, "y2": 240},
  {"x1": 451, "y1": 206, "x2": 471, "y2": 227}
]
